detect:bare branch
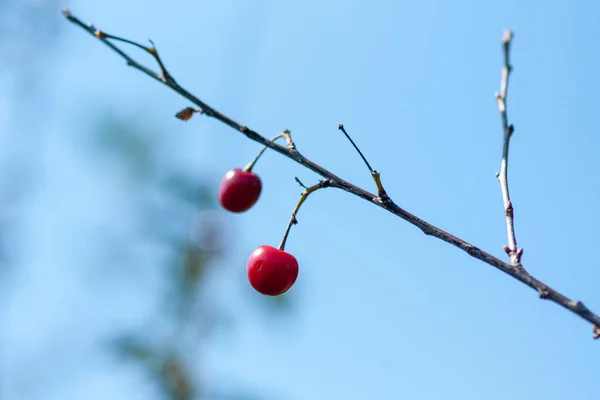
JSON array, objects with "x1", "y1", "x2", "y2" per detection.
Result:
[
  {"x1": 63, "y1": 10, "x2": 600, "y2": 338},
  {"x1": 494, "y1": 30, "x2": 522, "y2": 267}
]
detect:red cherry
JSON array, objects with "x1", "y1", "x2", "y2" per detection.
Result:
[
  {"x1": 247, "y1": 245, "x2": 299, "y2": 296},
  {"x1": 218, "y1": 168, "x2": 262, "y2": 213}
]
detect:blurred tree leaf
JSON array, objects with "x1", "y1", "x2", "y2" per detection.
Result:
[
  {"x1": 91, "y1": 115, "x2": 158, "y2": 181},
  {"x1": 161, "y1": 171, "x2": 215, "y2": 207},
  {"x1": 182, "y1": 246, "x2": 209, "y2": 295},
  {"x1": 158, "y1": 354, "x2": 195, "y2": 400}
]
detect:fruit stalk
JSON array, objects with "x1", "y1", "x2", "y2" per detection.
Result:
[{"x1": 278, "y1": 179, "x2": 331, "y2": 251}]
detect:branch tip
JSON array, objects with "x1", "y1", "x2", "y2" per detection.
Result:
[
  {"x1": 295, "y1": 177, "x2": 307, "y2": 189},
  {"x1": 594, "y1": 326, "x2": 600, "y2": 340},
  {"x1": 502, "y1": 30, "x2": 513, "y2": 45}
]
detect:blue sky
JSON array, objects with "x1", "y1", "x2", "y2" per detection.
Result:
[{"x1": 2, "y1": 1, "x2": 599, "y2": 399}]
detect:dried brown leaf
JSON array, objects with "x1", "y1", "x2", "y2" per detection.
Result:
[{"x1": 175, "y1": 107, "x2": 197, "y2": 121}]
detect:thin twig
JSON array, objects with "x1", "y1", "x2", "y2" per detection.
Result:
[
  {"x1": 338, "y1": 124, "x2": 388, "y2": 199},
  {"x1": 338, "y1": 124, "x2": 374, "y2": 172},
  {"x1": 494, "y1": 30, "x2": 522, "y2": 267},
  {"x1": 63, "y1": 10, "x2": 600, "y2": 338}
]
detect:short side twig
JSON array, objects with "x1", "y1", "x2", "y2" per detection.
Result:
[
  {"x1": 494, "y1": 30, "x2": 523, "y2": 267},
  {"x1": 338, "y1": 124, "x2": 388, "y2": 200},
  {"x1": 63, "y1": 10, "x2": 600, "y2": 338}
]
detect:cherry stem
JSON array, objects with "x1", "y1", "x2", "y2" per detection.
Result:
[
  {"x1": 244, "y1": 130, "x2": 296, "y2": 172},
  {"x1": 278, "y1": 179, "x2": 331, "y2": 251},
  {"x1": 337, "y1": 124, "x2": 388, "y2": 200}
]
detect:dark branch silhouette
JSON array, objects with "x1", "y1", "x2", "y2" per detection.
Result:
[{"x1": 63, "y1": 9, "x2": 599, "y2": 338}]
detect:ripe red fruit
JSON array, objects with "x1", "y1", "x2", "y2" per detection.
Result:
[
  {"x1": 218, "y1": 168, "x2": 262, "y2": 213},
  {"x1": 247, "y1": 245, "x2": 299, "y2": 296}
]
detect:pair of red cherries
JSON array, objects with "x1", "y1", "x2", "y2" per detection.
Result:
[{"x1": 218, "y1": 168, "x2": 298, "y2": 296}]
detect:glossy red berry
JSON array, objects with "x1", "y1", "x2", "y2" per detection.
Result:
[
  {"x1": 247, "y1": 245, "x2": 299, "y2": 296},
  {"x1": 218, "y1": 168, "x2": 262, "y2": 213}
]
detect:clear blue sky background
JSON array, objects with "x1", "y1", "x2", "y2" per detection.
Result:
[{"x1": 2, "y1": 1, "x2": 599, "y2": 399}]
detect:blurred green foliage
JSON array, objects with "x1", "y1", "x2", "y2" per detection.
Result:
[
  {"x1": 89, "y1": 112, "x2": 220, "y2": 399},
  {"x1": 1, "y1": 2, "x2": 291, "y2": 398},
  {"x1": 87, "y1": 111, "x2": 289, "y2": 399}
]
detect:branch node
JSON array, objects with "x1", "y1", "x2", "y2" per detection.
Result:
[
  {"x1": 281, "y1": 129, "x2": 297, "y2": 151},
  {"x1": 538, "y1": 287, "x2": 550, "y2": 299},
  {"x1": 594, "y1": 325, "x2": 600, "y2": 340},
  {"x1": 244, "y1": 131, "x2": 298, "y2": 172},
  {"x1": 320, "y1": 179, "x2": 332, "y2": 188},
  {"x1": 574, "y1": 301, "x2": 590, "y2": 313},
  {"x1": 505, "y1": 201, "x2": 514, "y2": 218},
  {"x1": 465, "y1": 245, "x2": 482, "y2": 257},
  {"x1": 515, "y1": 248, "x2": 524, "y2": 262},
  {"x1": 371, "y1": 171, "x2": 389, "y2": 200}
]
